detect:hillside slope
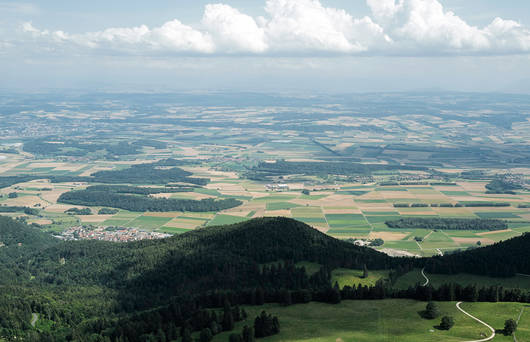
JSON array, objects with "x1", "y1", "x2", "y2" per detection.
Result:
[
  {"x1": 424, "y1": 232, "x2": 530, "y2": 277},
  {"x1": 21, "y1": 217, "x2": 392, "y2": 306}
]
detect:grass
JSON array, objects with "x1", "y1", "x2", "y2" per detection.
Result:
[
  {"x1": 266, "y1": 202, "x2": 301, "y2": 210},
  {"x1": 158, "y1": 227, "x2": 191, "y2": 234},
  {"x1": 127, "y1": 216, "x2": 173, "y2": 229},
  {"x1": 475, "y1": 212, "x2": 521, "y2": 219},
  {"x1": 394, "y1": 269, "x2": 530, "y2": 290},
  {"x1": 206, "y1": 214, "x2": 249, "y2": 226},
  {"x1": 441, "y1": 191, "x2": 470, "y2": 196},
  {"x1": 331, "y1": 268, "x2": 390, "y2": 289},
  {"x1": 208, "y1": 299, "x2": 523, "y2": 342},
  {"x1": 294, "y1": 217, "x2": 327, "y2": 223},
  {"x1": 295, "y1": 261, "x2": 322, "y2": 276}
]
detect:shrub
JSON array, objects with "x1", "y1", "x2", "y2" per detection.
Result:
[{"x1": 439, "y1": 316, "x2": 454, "y2": 330}]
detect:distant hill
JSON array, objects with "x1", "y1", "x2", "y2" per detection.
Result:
[
  {"x1": 22, "y1": 217, "x2": 392, "y2": 306},
  {"x1": 0, "y1": 216, "x2": 56, "y2": 249},
  {"x1": 424, "y1": 232, "x2": 530, "y2": 277}
]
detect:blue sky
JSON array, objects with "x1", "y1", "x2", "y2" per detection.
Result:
[{"x1": 1, "y1": 0, "x2": 530, "y2": 93}]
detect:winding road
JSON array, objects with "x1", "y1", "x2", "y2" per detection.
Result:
[
  {"x1": 421, "y1": 268, "x2": 429, "y2": 286},
  {"x1": 456, "y1": 302, "x2": 495, "y2": 342},
  {"x1": 420, "y1": 269, "x2": 495, "y2": 342}
]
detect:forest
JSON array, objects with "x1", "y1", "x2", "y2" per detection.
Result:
[
  {"x1": 23, "y1": 138, "x2": 167, "y2": 157},
  {"x1": 385, "y1": 217, "x2": 508, "y2": 231},
  {"x1": 0, "y1": 216, "x2": 529, "y2": 341},
  {"x1": 58, "y1": 188, "x2": 242, "y2": 212},
  {"x1": 0, "y1": 160, "x2": 208, "y2": 191},
  {"x1": 485, "y1": 179, "x2": 522, "y2": 194},
  {"x1": 245, "y1": 160, "x2": 427, "y2": 180}
]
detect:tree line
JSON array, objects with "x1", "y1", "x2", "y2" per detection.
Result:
[
  {"x1": 385, "y1": 217, "x2": 508, "y2": 231},
  {"x1": 58, "y1": 189, "x2": 242, "y2": 212}
]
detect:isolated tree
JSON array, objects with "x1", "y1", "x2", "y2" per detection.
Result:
[
  {"x1": 424, "y1": 302, "x2": 440, "y2": 319},
  {"x1": 362, "y1": 264, "x2": 369, "y2": 279},
  {"x1": 504, "y1": 319, "x2": 517, "y2": 335},
  {"x1": 439, "y1": 316, "x2": 455, "y2": 330}
]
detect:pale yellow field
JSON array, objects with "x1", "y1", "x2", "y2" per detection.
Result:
[
  {"x1": 78, "y1": 215, "x2": 115, "y2": 223},
  {"x1": 221, "y1": 209, "x2": 253, "y2": 217},
  {"x1": 44, "y1": 204, "x2": 85, "y2": 213},
  {"x1": 323, "y1": 208, "x2": 362, "y2": 214},
  {"x1": 29, "y1": 218, "x2": 53, "y2": 225},
  {"x1": 477, "y1": 229, "x2": 513, "y2": 236},
  {"x1": 4, "y1": 195, "x2": 48, "y2": 207},
  {"x1": 380, "y1": 191, "x2": 417, "y2": 199},
  {"x1": 368, "y1": 231, "x2": 408, "y2": 241},
  {"x1": 263, "y1": 210, "x2": 292, "y2": 217},
  {"x1": 143, "y1": 212, "x2": 181, "y2": 218},
  {"x1": 457, "y1": 182, "x2": 487, "y2": 191},
  {"x1": 452, "y1": 237, "x2": 494, "y2": 245}
]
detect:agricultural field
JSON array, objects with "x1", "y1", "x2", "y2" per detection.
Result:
[{"x1": 1, "y1": 93, "x2": 530, "y2": 255}]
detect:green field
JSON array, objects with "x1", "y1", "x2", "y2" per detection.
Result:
[
  {"x1": 331, "y1": 268, "x2": 390, "y2": 288},
  {"x1": 207, "y1": 300, "x2": 528, "y2": 342},
  {"x1": 394, "y1": 269, "x2": 530, "y2": 290},
  {"x1": 127, "y1": 216, "x2": 173, "y2": 229},
  {"x1": 207, "y1": 214, "x2": 250, "y2": 226}
]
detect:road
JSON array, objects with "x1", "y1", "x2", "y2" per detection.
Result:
[
  {"x1": 456, "y1": 302, "x2": 495, "y2": 342},
  {"x1": 421, "y1": 267, "x2": 429, "y2": 286}
]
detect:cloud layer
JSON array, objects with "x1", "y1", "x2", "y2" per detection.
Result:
[{"x1": 21, "y1": 0, "x2": 530, "y2": 56}]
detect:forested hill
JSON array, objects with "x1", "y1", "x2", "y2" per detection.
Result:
[
  {"x1": 13, "y1": 218, "x2": 393, "y2": 306},
  {"x1": 423, "y1": 232, "x2": 530, "y2": 277},
  {"x1": 1, "y1": 216, "x2": 530, "y2": 340},
  {"x1": 0, "y1": 216, "x2": 57, "y2": 249}
]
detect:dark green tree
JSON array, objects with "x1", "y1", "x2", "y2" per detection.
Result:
[
  {"x1": 439, "y1": 316, "x2": 454, "y2": 330},
  {"x1": 504, "y1": 319, "x2": 517, "y2": 335},
  {"x1": 424, "y1": 302, "x2": 440, "y2": 319}
]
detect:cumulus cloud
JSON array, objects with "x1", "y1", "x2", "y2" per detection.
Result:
[
  {"x1": 20, "y1": 0, "x2": 530, "y2": 56},
  {"x1": 263, "y1": 0, "x2": 387, "y2": 53},
  {"x1": 202, "y1": 4, "x2": 267, "y2": 53}
]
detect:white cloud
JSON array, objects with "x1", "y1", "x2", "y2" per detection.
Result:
[
  {"x1": 202, "y1": 4, "x2": 267, "y2": 53},
  {"x1": 485, "y1": 18, "x2": 530, "y2": 52},
  {"x1": 19, "y1": 0, "x2": 530, "y2": 56},
  {"x1": 368, "y1": 0, "x2": 490, "y2": 52}
]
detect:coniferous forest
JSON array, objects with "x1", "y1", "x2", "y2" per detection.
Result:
[{"x1": 0, "y1": 215, "x2": 529, "y2": 341}]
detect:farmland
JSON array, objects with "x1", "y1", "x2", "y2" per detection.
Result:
[{"x1": 1, "y1": 92, "x2": 530, "y2": 255}]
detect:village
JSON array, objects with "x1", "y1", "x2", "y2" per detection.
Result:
[{"x1": 58, "y1": 225, "x2": 171, "y2": 242}]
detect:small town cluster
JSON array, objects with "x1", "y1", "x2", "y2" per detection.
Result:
[{"x1": 58, "y1": 226, "x2": 171, "y2": 242}]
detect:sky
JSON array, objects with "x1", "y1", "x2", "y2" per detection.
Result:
[{"x1": 1, "y1": 0, "x2": 530, "y2": 93}]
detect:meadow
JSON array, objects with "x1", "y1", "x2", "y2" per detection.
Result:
[{"x1": 204, "y1": 300, "x2": 529, "y2": 342}]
